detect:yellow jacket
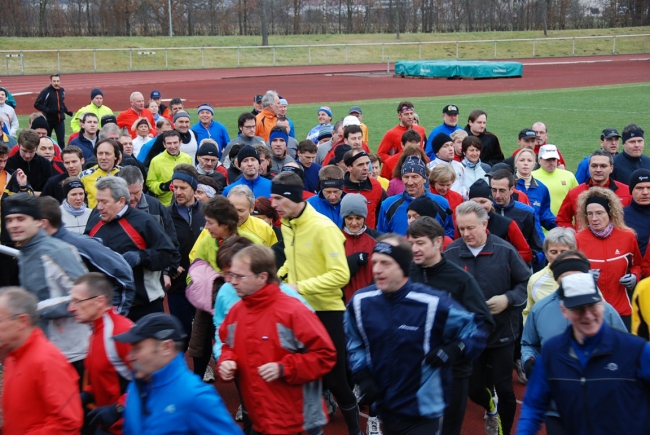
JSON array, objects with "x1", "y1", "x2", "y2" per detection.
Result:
[
  {"x1": 80, "y1": 165, "x2": 121, "y2": 208},
  {"x1": 146, "y1": 151, "x2": 193, "y2": 206},
  {"x1": 189, "y1": 228, "x2": 264, "y2": 270},
  {"x1": 240, "y1": 216, "x2": 278, "y2": 247},
  {"x1": 278, "y1": 203, "x2": 350, "y2": 311},
  {"x1": 632, "y1": 277, "x2": 650, "y2": 340},
  {"x1": 71, "y1": 103, "x2": 114, "y2": 133}
]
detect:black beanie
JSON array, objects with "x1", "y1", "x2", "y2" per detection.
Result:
[
  {"x1": 31, "y1": 116, "x2": 49, "y2": 131},
  {"x1": 408, "y1": 196, "x2": 439, "y2": 219},
  {"x1": 628, "y1": 169, "x2": 650, "y2": 194},
  {"x1": 468, "y1": 178, "x2": 493, "y2": 200},
  {"x1": 432, "y1": 133, "x2": 453, "y2": 155},
  {"x1": 373, "y1": 241, "x2": 412, "y2": 277},
  {"x1": 237, "y1": 146, "x2": 260, "y2": 164},
  {"x1": 90, "y1": 88, "x2": 103, "y2": 100}
]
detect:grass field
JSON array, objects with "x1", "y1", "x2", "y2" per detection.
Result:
[
  {"x1": 1, "y1": 27, "x2": 649, "y2": 74},
  {"x1": 17, "y1": 82, "x2": 650, "y2": 171}
]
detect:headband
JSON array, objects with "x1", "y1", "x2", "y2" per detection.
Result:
[
  {"x1": 196, "y1": 183, "x2": 216, "y2": 198},
  {"x1": 172, "y1": 172, "x2": 198, "y2": 191},
  {"x1": 63, "y1": 180, "x2": 85, "y2": 198},
  {"x1": 585, "y1": 196, "x2": 610, "y2": 216},
  {"x1": 373, "y1": 241, "x2": 413, "y2": 277},
  {"x1": 269, "y1": 130, "x2": 288, "y2": 144},
  {"x1": 622, "y1": 128, "x2": 644, "y2": 144},
  {"x1": 344, "y1": 151, "x2": 369, "y2": 167},
  {"x1": 321, "y1": 179, "x2": 344, "y2": 190},
  {"x1": 550, "y1": 257, "x2": 590, "y2": 281},
  {"x1": 4, "y1": 201, "x2": 42, "y2": 220},
  {"x1": 401, "y1": 156, "x2": 427, "y2": 179},
  {"x1": 271, "y1": 183, "x2": 303, "y2": 203},
  {"x1": 281, "y1": 165, "x2": 304, "y2": 182},
  {"x1": 398, "y1": 106, "x2": 415, "y2": 115}
]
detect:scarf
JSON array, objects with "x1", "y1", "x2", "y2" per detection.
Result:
[
  {"x1": 589, "y1": 222, "x2": 614, "y2": 239},
  {"x1": 463, "y1": 157, "x2": 478, "y2": 169},
  {"x1": 344, "y1": 225, "x2": 367, "y2": 236},
  {"x1": 62, "y1": 199, "x2": 87, "y2": 217}
]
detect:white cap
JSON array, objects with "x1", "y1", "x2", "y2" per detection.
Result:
[
  {"x1": 279, "y1": 98, "x2": 288, "y2": 106},
  {"x1": 539, "y1": 144, "x2": 560, "y2": 160},
  {"x1": 343, "y1": 115, "x2": 361, "y2": 127}
]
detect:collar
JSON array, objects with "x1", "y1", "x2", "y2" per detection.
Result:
[
  {"x1": 143, "y1": 353, "x2": 186, "y2": 387},
  {"x1": 587, "y1": 178, "x2": 615, "y2": 191},
  {"x1": 19, "y1": 229, "x2": 47, "y2": 250},
  {"x1": 8, "y1": 328, "x2": 42, "y2": 360},
  {"x1": 493, "y1": 198, "x2": 515, "y2": 212},
  {"x1": 116, "y1": 204, "x2": 129, "y2": 218},
  {"x1": 381, "y1": 279, "x2": 412, "y2": 302},
  {"x1": 136, "y1": 194, "x2": 149, "y2": 211},
  {"x1": 343, "y1": 172, "x2": 373, "y2": 191},
  {"x1": 632, "y1": 200, "x2": 650, "y2": 212},
  {"x1": 241, "y1": 282, "x2": 282, "y2": 311}
]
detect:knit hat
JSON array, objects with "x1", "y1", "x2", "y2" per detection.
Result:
[
  {"x1": 173, "y1": 111, "x2": 190, "y2": 123},
  {"x1": 318, "y1": 106, "x2": 333, "y2": 118},
  {"x1": 318, "y1": 126, "x2": 334, "y2": 141},
  {"x1": 431, "y1": 133, "x2": 453, "y2": 155},
  {"x1": 197, "y1": 143, "x2": 219, "y2": 157},
  {"x1": 90, "y1": 88, "x2": 103, "y2": 100},
  {"x1": 281, "y1": 165, "x2": 304, "y2": 182},
  {"x1": 373, "y1": 241, "x2": 412, "y2": 277},
  {"x1": 237, "y1": 146, "x2": 260, "y2": 164},
  {"x1": 401, "y1": 156, "x2": 427, "y2": 179},
  {"x1": 340, "y1": 193, "x2": 368, "y2": 219},
  {"x1": 331, "y1": 145, "x2": 352, "y2": 165},
  {"x1": 468, "y1": 179, "x2": 493, "y2": 200},
  {"x1": 31, "y1": 116, "x2": 49, "y2": 131},
  {"x1": 407, "y1": 196, "x2": 439, "y2": 219},
  {"x1": 629, "y1": 169, "x2": 650, "y2": 193},
  {"x1": 197, "y1": 104, "x2": 214, "y2": 115},
  {"x1": 3, "y1": 193, "x2": 41, "y2": 219}
]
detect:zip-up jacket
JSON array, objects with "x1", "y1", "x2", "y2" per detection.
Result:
[
  {"x1": 116, "y1": 107, "x2": 157, "y2": 140},
  {"x1": 425, "y1": 123, "x2": 462, "y2": 160},
  {"x1": 557, "y1": 179, "x2": 631, "y2": 229},
  {"x1": 493, "y1": 198, "x2": 545, "y2": 264},
  {"x1": 191, "y1": 120, "x2": 231, "y2": 156},
  {"x1": 168, "y1": 200, "x2": 205, "y2": 294},
  {"x1": 239, "y1": 215, "x2": 278, "y2": 247},
  {"x1": 377, "y1": 124, "x2": 426, "y2": 163},
  {"x1": 632, "y1": 277, "x2": 650, "y2": 339},
  {"x1": 255, "y1": 108, "x2": 278, "y2": 142},
  {"x1": 612, "y1": 151, "x2": 650, "y2": 184},
  {"x1": 80, "y1": 165, "x2": 121, "y2": 208},
  {"x1": 345, "y1": 280, "x2": 483, "y2": 421},
  {"x1": 343, "y1": 173, "x2": 385, "y2": 229},
  {"x1": 277, "y1": 203, "x2": 350, "y2": 311},
  {"x1": 34, "y1": 84, "x2": 70, "y2": 123},
  {"x1": 515, "y1": 176, "x2": 556, "y2": 239},
  {"x1": 218, "y1": 283, "x2": 336, "y2": 434},
  {"x1": 444, "y1": 234, "x2": 531, "y2": 347},
  {"x1": 71, "y1": 102, "x2": 114, "y2": 133},
  {"x1": 518, "y1": 322, "x2": 650, "y2": 435},
  {"x1": 146, "y1": 151, "x2": 193, "y2": 206},
  {"x1": 223, "y1": 173, "x2": 272, "y2": 199},
  {"x1": 342, "y1": 228, "x2": 378, "y2": 302},
  {"x1": 41, "y1": 170, "x2": 72, "y2": 203},
  {"x1": 307, "y1": 191, "x2": 345, "y2": 228},
  {"x1": 377, "y1": 191, "x2": 454, "y2": 238},
  {"x1": 6, "y1": 152, "x2": 53, "y2": 191},
  {"x1": 68, "y1": 133, "x2": 98, "y2": 160},
  {"x1": 624, "y1": 200, "x2": 650, "y2": 256}
]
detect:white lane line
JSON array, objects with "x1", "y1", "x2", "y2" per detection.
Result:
[{"x1": 523, "y1": 60, "x2": 613, "y2": 66}]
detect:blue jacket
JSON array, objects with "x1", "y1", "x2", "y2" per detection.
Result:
[
  {"x1": 425, "y1": 123, "x2": 462, "y2": 161},
  {"x1": 124, "y1": 353, "x2": 242, "y2": 435},
  {"x1": 68, "y1": 134, "x2": 97, "y2": 160},
  {"x1": 624, "y1": 200, "x2": 650, "y2": 256},
  {"x1": 575, "y1": 155, "x2": 591, "y2": 184},
  {"x1": 518, "y1": 322, "x2": 650, "y2": 435},
  {"x1": 345, "y1": 280, "x2": 482, "y2": 421},
  {"x1": 299, "y1": 161, "x2": 321, "y2": 193},
  {"x1": 191, "y1": 121, "x2": 231, "y2": 157},
  {"x1": 515, "y1": 177, "x2": 556, "y2": 240},
  {"x1": 377, "y1": 191, "x2": 454, "y2": 238},
  {"x1": 307, "y1": 192, "x2": 344, "y2": 228},
  {"x1": 223, "y1": 174, "x2": 272, "y2": 199},
  {"x1": 288, "y1": 118, "x2": 296, "y2": 138}
]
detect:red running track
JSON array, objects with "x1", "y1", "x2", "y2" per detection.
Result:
[{"x1": 5, "y1": 54, "x2": 649, "y2": 114}]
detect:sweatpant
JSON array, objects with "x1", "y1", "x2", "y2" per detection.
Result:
[
  {"x1": 442, "y1": 376, "x2": 469, "y2": 435},
  {"x1": 468, "y1": 344, "x2": 516, "y2": 435},
  {"x1": 48, "y1": 119, "x2": 66, "y2": 146},
  {"x1": 383, "y1": 416, "x2": 441, "y2": 435},
  {"x1": 316, "y1": 310, "x2": 360, "y2": 435}
]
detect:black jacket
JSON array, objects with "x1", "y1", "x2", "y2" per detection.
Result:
[
  {"x1": 464, "y1": 125, "x2": 504, "y2": 167},
  {"x1": 624, "y1": 200, "x2": 650, "y2": 256},
  {"x1": 612, "y1": 151, "x2": 650, "y2": 184},
  {"x1": 168, "y1": 201, "x2": 205, "y2": 294},
  {"x1": 410, "y1": 257, "x2": 495, "y2": 377},
  {"x1": 41, "y1": 171, "x2": 71, "y2": 203},
  {"x1": 6, "y1": 153, "x2": 53, "y2": 191},
  {"x1": 493, "y1": 199, "x2": 544, "y2": 264},
  {"x1": 197, "y1": 169, "x2": 226, "y2": 194},
  {"x1": 135, "y1": 194, "x2": 181, "y2": 272},
  {"x1": 34, "y1": 85, "x2": 70, "y2": 123},
  {"x1": 444, "y1": 234, "x2": 530, "y2": 348}
]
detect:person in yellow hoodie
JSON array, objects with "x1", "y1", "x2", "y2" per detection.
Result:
[
  {"x1": 79, "y1": 138, "x2": 121, "y2": 208},
  {"x1": 227, "y1": 184, "x2": 277, "y2": 247},
  {"x1": 271, "y1": 171, "x2": 360, "y2": 435},
  {"x1": 146, "y1": 130, "x2": 193, "y2": 206}
]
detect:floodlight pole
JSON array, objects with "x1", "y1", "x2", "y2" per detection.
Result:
[{"x1": 168, "y1": 0, "x2": 173, "y2": 37}]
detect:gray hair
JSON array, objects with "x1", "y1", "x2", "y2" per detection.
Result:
[
  {"x1": 455, "y1": 200, "x2": 488, "y2": 223},
  {"x1": 0, "y1": 287, "x2": 39, "y2": 326},
  {"x1": 118, "y1": 166, "x2": 144, "y2": 185},
  {"x1": 99, "y1": 123, "x2": 121, "y2": 140},
  {"x1": 228, "y1": 185, "x2": 255, "y2": 207},
  {"x1": 199, "y1": 138, "x2": 219, "y2": 148},
  {"x1": 130, "y1": 92, "x2": 143, "y2": 102},
  {"x1": 261, "y1": 90, "x2": 278, "y2": 108},
  {"x1": 543, "y1": 227, "x2": 577, "y2": 253},
  {"x1": 95, "y1": 176, "x2": 129, "y2": 202}
]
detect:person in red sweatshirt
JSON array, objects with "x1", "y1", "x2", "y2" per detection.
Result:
[{"x1": 377, "y1": 101, "x2": 426, "y2": 163}]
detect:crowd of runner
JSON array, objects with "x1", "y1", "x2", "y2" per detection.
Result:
[{"x1": 1, "y1": 76, "x2": 649, "y2": 435}]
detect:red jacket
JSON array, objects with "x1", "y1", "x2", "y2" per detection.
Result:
[
  {"x1": 218, "y1": 283, "x2": 337, "y2": 434},
  {"x1": 84, "y1": 309, "x2": 134, "y2": 434},
  {"x1": 3, "y1": 328, "x2": 83, "y2": 435},
  {"x1": 377, "y1": 124, "x2": 426, "y2": 164},
  {"x1": 342, "y1": 175, "x2": 385, "y2": 229},
  {"x1": 116, "y1": 108, "x2": 157, "y2": 139},
  {"x1": 343, "y1": 229, "x2": 377, "y2": 302},
  {"x1": 556, "y1": 179, "x2": 632, "y2": 228},
  {"x1": 432, "y1": 188, "x2": 463, "y2": 215},
  {"x1": 576, "y1": 227, "x2": 641, "y2": 316}
]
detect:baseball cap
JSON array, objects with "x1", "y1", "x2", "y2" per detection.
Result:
[
  {"x1": 518, "y1": 129, "x2": 537, "y2": 140},
  {"x1": 601, "y1": 128, "x2": 621, "y2": 140},
  {"x1": 254, "y1": 95, "x2": 263, "y2": 102},
  {"x1": 443, "y1": 105, "x2": 459, "y2": 115},
  {"x1": 349, "y1": 106, "x2": 363, "y2": 115},
  {"x1": 101, "y1": 114, "x2": 117, "y2": 127},
  {"x1": 539, "y1": 144, "x2": 560, "y2": 160},
  {"x1": 113, "y1": 313, "x2": 187, "y2": 343},
  {"x1": 150, "y1": 90, "x2": 161, "y2": 99},
  {"x1": 487, "y1": 162, "x2": 514, "y2": 176},
  {"x1": 343, "y1": 115, "x2": 361, "y2": 127},
  {"x1": 557, "y1": 273, "x2": 602, "y2": 309}
]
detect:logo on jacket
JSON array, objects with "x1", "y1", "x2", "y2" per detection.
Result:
[
  {"x1": 605, "y1": 363, "x2": 618, "y2": 371},
  {"x1": 398, "y1": 325, "x2": 419, "y2": 331},
  {"x1": 615, "y1": 249, "x2": 620, "y2": 255},
  {"x1": 532, "y1": 201, "x2": 541, "y2": 207},
  {"x1": 164, "y1": 404, "x2": 177, "y2": 414}
]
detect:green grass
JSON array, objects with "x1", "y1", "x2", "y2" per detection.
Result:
[
  {"x1": 17, "y1": 82, "x2": 650, "y2": 171},
  {"x1": 1, "y1": 27, "x2": 649, "y2": 74}
]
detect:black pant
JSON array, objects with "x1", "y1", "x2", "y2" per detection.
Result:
[
  {"x1": 442, "y1": 376, "x2": 469, "y2": 435},
  {"x1": 621, "y1": 315, "x2": 631, "y2": 332},
  {"x1": 127, "y1": 298, "x2": 165, "y2": 323},
  {"x1": 167, "y1": 292, "x2": 195, "y2": 350},
  {"x1": 71, "y1": 358, "x2": 85, "y2": 391},
  {"x1": 545, "y1": 416, "x2": 568, "y2": 435},
  {"x1": 383, "y1": 416, "x2": 441, "y2": 435},
  {"x1": 48, "y1": 119, "x2": 66, "y2": 145},
  {"x1": 468, "y1": 344, "x2": 516, "y2": 435}
]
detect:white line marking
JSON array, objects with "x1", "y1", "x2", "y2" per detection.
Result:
[
  {"x1": 523, "y1": 60, "x2": 613, "y2": 66},
  {"x1": 12, "y1": 92, "x2": 33, "y2": 96}
]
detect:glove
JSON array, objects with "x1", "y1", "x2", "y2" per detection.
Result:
[
  {"x1": 425, "y1": 341, "x2": 465, "y2": 368},
  {"x1": 524, "y1": 358, "x2": 536, "y2": 379},
  {"x1": 619, "y1": 273, "x2": 637, "y2": 291},
  {"x1": 346, "y1": 252, "x2": 368, "y2": 277},
  {"x1": 122, "y1": 251, "x2": 141, "y2": 267},
  {"x1": 80, "y1": 391, "x2": 94, "y2": 407},
  {"x1": 66, "y1": 111, "x2": 73, "y2": 117},
  {"x1": 589, "y1": 269, "x2": 601, "y2": 281},
  {"x1": 159, "y1": 181, "x2": 172, "y2": 191},
  {"x1": 87, "y1": 404, "x2": 122, "y2": 429},
  {"x1": 358, "y1": 376, "x2": 383, "y2": 406},
  {"x1": 356, "y1": 252, "x2": 369, "y2": 266}
]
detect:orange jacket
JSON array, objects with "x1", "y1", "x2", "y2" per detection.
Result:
[{"x1": 255, "y1": 108, "x2": 277, "y2": 142}]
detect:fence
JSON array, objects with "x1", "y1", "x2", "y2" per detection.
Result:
[{"x1": 3, "y1": 34, "x2": 649, "y2": 75}]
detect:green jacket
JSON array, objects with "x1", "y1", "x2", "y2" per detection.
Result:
[
  {"x1": 71, "y1": 103, "x2": 114, "y2": 133},
  {"x1": 146, "y1": 151, "x2": 193, "y2": 206}
]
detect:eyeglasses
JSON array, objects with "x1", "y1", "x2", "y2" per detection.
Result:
[
  {"x1": 226, "y1": 272, "x2": 258, "y2": 281},
  {"x1": 69, "y1": 295, "x2": 101, "y2": 305}
]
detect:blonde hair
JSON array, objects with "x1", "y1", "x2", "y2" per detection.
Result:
[
  {"x1": 450, "y1": 129, "x2": 468, "y2": 142},
  {"x1": 576, "y1": 186, "x2": 631, "y2": 232},
  {"x1": 429, "y1": 163, "x2": 457, "y2": 184}
]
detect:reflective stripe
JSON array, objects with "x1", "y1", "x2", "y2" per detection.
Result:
[
  {"x1": 405, "y1": 291, "x2": 440, "y2": 355},
  {"x1": 103, "y1": 313, "x2": 133, "y2": 380},
  {"x1": 352, "y1": 290, "x2": 382, "y2": 367}
]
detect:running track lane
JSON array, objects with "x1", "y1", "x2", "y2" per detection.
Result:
[{"x1": 5, "y1": 54, "x2": 649, "y2": 114}]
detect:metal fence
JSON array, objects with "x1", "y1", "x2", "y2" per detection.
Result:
[{"x1": 3, "y1": 33, "x2": 649, "y2": 75}]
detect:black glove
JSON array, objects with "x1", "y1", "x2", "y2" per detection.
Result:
[
  {"x1": 356, "y1": 369, "x2": 382, "y2": 406},
  {"x1": 346, "y1": 252, "x2": 369, "y2": 277},
  {"x1": 87, "y1": 404, "x2": 122, "y2": 429},
  {"x1": 160, "y1": 181, "x2": 172, "y2": 191},
  {"x1": 524, "y1": 358, "x2": 536, "y2": 379},
  {"x1": 80, "y1": 391, "x2": 94, "y2": 407},
  {"x1": 356, "y1": 252, "x2": 369, "y2": 266},
  {"x1": 66, "y1": 111, "x2": 73, "y2": 117},
  {"x1": 425, "y1": 341, "x2": 465, "y2": 368}
]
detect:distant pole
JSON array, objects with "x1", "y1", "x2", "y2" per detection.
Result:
[{"x1": 168, "y1": 0, "x2": 173, "y2": 37}]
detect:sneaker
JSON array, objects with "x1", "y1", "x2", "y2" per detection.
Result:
[
  {"x1": 366, "y1": 416, "x2": 382, "y2": 435},
  {"x1": 235, "y1": 404, "x2": 243, "y2": 421},
  {"x1": 203, "y1": 365, "x2": 215, "y2": 383},
  {"x1": 324, "y1": 390, "x2": 338, "y2": 418},
  {"x1": 515, "y1": 359, "x2": 528, "y2": 384},
  {"x1": 353, "y1": 384, "x2": 362, "y2": 403},
  {"x1": 485, "y1": 412, "x2": 503, "y2": 435}
]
